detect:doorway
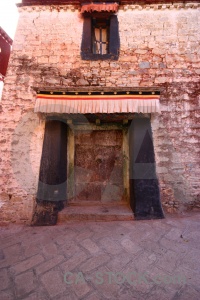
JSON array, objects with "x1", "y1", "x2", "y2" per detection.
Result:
[
  {"x1": 34, "y1": 117, "x2": 164, "y2": 225},
  {"x1": 67, "y1": 123, "x2": 129, "y2": 205}
]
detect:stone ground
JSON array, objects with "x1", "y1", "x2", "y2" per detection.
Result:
[{"x1": 0, "y1": 213, "x2": 200, "y2": 300}]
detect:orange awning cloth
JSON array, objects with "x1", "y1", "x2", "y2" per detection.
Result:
[
  {"x1": 35, "y1": 91, "x2": 160, "y2": 114},
  {"x1": 81, "y1": 3, "x2": 119, "y2": 13}
]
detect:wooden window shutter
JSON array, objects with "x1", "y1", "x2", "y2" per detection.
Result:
[
  {"x1": 81, "y1": 17, "x2": 92, "y2": 59},
  {"x1": 109, "y1": 15, "x2": 120, "y2": 59}
]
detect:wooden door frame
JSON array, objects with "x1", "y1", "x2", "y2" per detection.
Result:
[{"x1": 66, "y1": 122, "x2": 130, "y2": 205}]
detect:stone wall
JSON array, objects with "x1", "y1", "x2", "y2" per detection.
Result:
[{"x1": 0, "y1": 4, "x2": 199, "y2": 223}]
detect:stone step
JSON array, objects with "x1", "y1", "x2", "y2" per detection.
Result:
[{"x1": 58, "y1": 204, "x2": 134, "y2": 222}]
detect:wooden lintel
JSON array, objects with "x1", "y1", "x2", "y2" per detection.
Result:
[{"x1": 96, "y1": 119, "x2": 101, "y2": 125}]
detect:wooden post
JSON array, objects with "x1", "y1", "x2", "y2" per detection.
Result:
[
  {"x1": 32, "y1": 120, "x2": 68, "y2": 226},
  {"x1": 129, "y1": 117, "x2": 164, "y2": 220}
]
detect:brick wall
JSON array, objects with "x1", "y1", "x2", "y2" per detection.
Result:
[{"x1": 0, "y1": 4, "x2": 199, "y2": 223}]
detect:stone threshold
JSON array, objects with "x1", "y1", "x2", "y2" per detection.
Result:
[{"x1": 58, "y1": 203, "x2": 134, "y2": 222}]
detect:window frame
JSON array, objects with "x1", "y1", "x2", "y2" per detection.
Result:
[
  {"x1": 81, "y1": 13, "x2": 120, "y2": 61},
  {"x1": 92, "y1": 18, "x2": 110, "y2": 55}
]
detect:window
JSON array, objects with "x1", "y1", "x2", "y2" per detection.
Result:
[
  {"x1": 92, "y1": 18, "x2": 109, "y2": 55},
  {"x1": 81, "y1": 15, "x2": 120, "y2": 60}
]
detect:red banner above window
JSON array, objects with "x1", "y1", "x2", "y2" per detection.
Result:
[{"x1": 81, "y1": 3, "x2": 119, "y2": 13}]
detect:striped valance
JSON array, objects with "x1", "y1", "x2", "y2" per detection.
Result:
[{"x1": 34, "y1": 91, "x2": 160, "y2": 114}]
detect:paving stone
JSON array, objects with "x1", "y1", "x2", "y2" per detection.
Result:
[
  {"x1": 145, "y1": 264, "x2": 186, "y2": 298},
  {"x1": 145, "y1": 265, "x2": 174, "y2": 284},
  {"x1": 138, "y1": 230, "x2": 163, "y2": 243},
  {"x1": 156, "y1": 249, "x2": 182, "y2": 273},
  {"x1": 0, "y1": 215, "x2": 199, "y2": 299},
  {"x1": 80, "y1": 238, "x2": 101, "y2": 254},
  {"x1": 21, "y1": 233, "x2": 49, "y2": 248},
  {"x1": 159, "y1": 236, "x2": 189, "y2": 254},
  {"x1": 0, "y1": 261, "x2": 6, "y2": 270},
  {"x1": 175, "y1": 265, "x2": 200, "y2": 287},
  {"x1": 88, "y1": 223, "x2": 111, "y2": 234},
  {"x1": 0, "y1": 237, "x2": 20, "y2": 251},
  {"x1": 117, "y1": 285, "x2": 144, "y2": 300},
  {"x1": 67, "y1": 223, "x2": 88, "y2": 233},
  {"x1": 165, "y1": 218, "x2": 186, "y2": 228},
  {"x1": 35, "y1": 255, "x2": 65, "y2": 275},
  {"x1": 23, "y1": 243, "x2": 41, "y2": 258},
  {"x1": 86, "y1": 291, "x2": 102, "y2": 300},
  {"x1": 99, "y1": 237, "x2": 123, "y2": 254},
  {"x1": 139, "y1": 239, "x2": 167, "y2": 255},
  {"x1": 144, "y1": 286, "x2": 169, "y2": 300},
  {"x1": 180, "y1": 230, "x2": 200, "y2": 250},
  {"x1": 75, "y1": 230, "x2": 94, "y2": 242},
  {"x1": 125, "y1": 275, "x2": 155, "y2": 294},
  {"x1": 41, "y1": 270, "x2": 66, "y2": 298},
  {"x1": 54, "y1": 230, "x2": 77, "y2": 246},
  {"x1": 0, "y1": 250, "x2": 5, "y2": 260},
  {"x1": 56, "y1": 291, "x2": 78, "y2": 300},
  {"x1": 165, "y1": 227, "x2": 184, "y2": 241},
  {"x1": 0, "y1": 269, "x2": 10, "y2": 291},
  {"x1": 121, "y1": 238, "x2": 142, "y2": 254},
  {"x1": 120, "y1": 221, "x2": 137, "y2": 231},
  {"x1": 1, "y1": 243, "x2": 24, "y2": 267},
  {"x1": 60, "y1": 250, "x2": 88, "y2": 272},
  {"x1": 91, "y1": 229, "x2": 112, "y2": 242},
  {"x1": 14, "y1": 270, "x2": 36, "y2": 298},
  {"x1": 109, "y1": 224, "x2": 131, "y2": 239},
  {"x1": 69, "y1": 277, "x2": 92, "y2": 298},
  {"x1": 79, "y1": 254, "x2": 111, "y2": 273},
  {"x1": 164, "y1": 282, "x2": 186, "y2": 299},
  {"x1": 39, "y1": 284, "x2": 59, "y2": 299},
  {"x1": 127, "y1": 229, "x2": 154, "y2": 244},
  {"x1": 180, "y1": 248, "x2": 200, "y2": 272},
  {"x1": 106, "y1": 252, "x2": 132, "y2": 272},
  {"x1": 122, "y1": 262, "x2": 154, "y2": 294},
  {"x1": 11, "y1": 254, "x2": 44, "y2": 275},
  {"x1": 173, "y1": 285, "x2": 200, "y2": 300},
  {"x1": 0, "y1": 290, "x2": 14, "y2": 300},
  {"x1": 90, "y1": 266, "x2": 121, "y2": 299},
  {"x1": 23, "y1": 292, "x2": 47, "y2": 300},
  {"x1": 132, "y1": 251, "x2": 158, "y2": 273},
  {"x1": 60, "y1": 242, "x2": 81, "y2": 258},
  {"x1": 129, "y1": 224, "x2": 163, "y2": 243},
  {"x1": 42, "y1": 242, "x2": 58, "y2": 259}
]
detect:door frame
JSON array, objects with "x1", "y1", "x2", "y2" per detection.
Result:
[{"x1": 66, "y1": 122, "x2": 130, "y2": 205}]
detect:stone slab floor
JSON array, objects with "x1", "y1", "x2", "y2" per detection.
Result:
[{"x1": 0, "y1": 213, "x2": 200, "y2": 300}]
